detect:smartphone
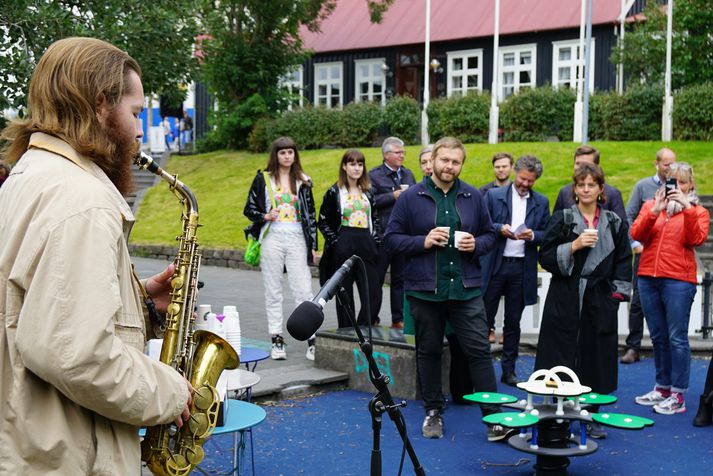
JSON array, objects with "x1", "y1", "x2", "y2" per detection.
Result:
[{"x1": 665, "y1": 178, "x2": 677, "y2": 195}]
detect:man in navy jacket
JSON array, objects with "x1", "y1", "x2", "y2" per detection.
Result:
[
  {"x1": 481, "y1": 155, "x2": 550, "y2": 387},
  {"x1": 385, "y1": 137, "x2": 504, "y2": 441},
  {"x1": 369, "y1": 137, "x2": 416, "y2": 328}
]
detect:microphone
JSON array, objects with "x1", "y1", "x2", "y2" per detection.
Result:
[{"x1": 286, "y1": 256, "x2": 356, "y2": 340}]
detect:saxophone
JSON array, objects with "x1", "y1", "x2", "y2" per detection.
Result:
[{"x1": 134, "y1": 152, "x2": 240, "y2": 476}]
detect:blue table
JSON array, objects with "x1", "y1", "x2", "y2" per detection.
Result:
[
  {"x1": 141, "y1": 399, "x2": 266, "y2": 476},
  {"x1": 239, "y1": 347, "x2": 269, "y2": 372}
]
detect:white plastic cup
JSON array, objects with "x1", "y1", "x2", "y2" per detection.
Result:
[
  {"x1": 195, "y1": 304, "x2": 212, "y2": 331},
  {"x1": 223, "y1": 307, "x2": 241, "y2": 356},
  {"x1": 454, "y1": 231, "x2": 468, "y2": 250},
  {"x1": 400, "y1": 184, "x2": 410, "y2": 190},
  {"x1": 583, "y1": 228, "x2": 598, "y2": 247}
]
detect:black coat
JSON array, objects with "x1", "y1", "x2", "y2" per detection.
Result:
[
  {"x1": 368, "y1": 163, "x2": 416, "y2": 236},
  {"x1": 535, "y1": 206, "x2": 632, "y2": 394},
  {"x1": 243, "y1": 170, "x2": 318, "y2": 264},
  {"x1": 317, "y1": 184, "x2": 380, "y2": 285}
]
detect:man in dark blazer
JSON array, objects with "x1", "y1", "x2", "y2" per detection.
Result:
[
  {"x1": 552, "y1": 145, "x2": 626, "y2": 223},
  {"x1": 369, "y1": 136, "x2": 416, "y2": 328},
  {"x1": 482, "y1": 155, "x2": 551, "y2": 386}
]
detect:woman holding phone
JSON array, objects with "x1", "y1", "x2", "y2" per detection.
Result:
[{"x1": 631, "y1": 162, "x2": 709, "y2": 415}]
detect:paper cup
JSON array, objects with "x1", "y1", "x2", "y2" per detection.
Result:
[
  {"x1": 454, "y1": 231, "x2": 468, "y2": 250},
  {"x1": 435, "y1": 226, "x2": 450, "y2": 246},
  {"x1": 400, "y1": 184, "x2": 410, "y2": 190}
]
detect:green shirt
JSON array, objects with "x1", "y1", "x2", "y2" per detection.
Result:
[{"x1": 407, "y1": 178, "x2": 480, "y2": 302}]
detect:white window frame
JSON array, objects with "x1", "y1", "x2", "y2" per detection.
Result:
[
  {"x1": 551, "y1": 39, "x2": 595, "y2": 93},
  {"x1": 354, "y1": 58, "x2": 386, "y2": 105},
  {"x1": 446, "y1": 49, "x2": 484, "y2": 97},
  {"x1": 498, "y1": 43, "x2": 537, "y2": 101},
  {"x1": 314, "y1": 62, "x2": 343, "y2": 109},
  {"x1": 281, "y1": 65, "x2": 304, "y2": 110}
]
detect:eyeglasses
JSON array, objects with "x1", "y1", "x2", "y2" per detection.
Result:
[{"x1": 388, "y1": 150, "x2": 405, "y2": 156}]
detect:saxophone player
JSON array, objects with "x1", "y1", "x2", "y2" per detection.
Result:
[{"x1": 0, "y1": 37, "x2": 192, "y2": 474}]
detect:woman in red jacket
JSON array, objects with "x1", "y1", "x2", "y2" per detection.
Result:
[{"x1": 630, "y1": 162, "x2": 709, "y2": 415}]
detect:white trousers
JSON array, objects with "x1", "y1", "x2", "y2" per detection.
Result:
[{"x1": 260, "y1": 228, "x2": 313, "y2": 336}]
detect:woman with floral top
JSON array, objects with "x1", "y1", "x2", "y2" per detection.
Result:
[
  {"x1": 318, "y1": 149, "x2": 381, "y2": 328},
  {"x1": 244, "y1": 137, "x2": 318, "y2": 361}
]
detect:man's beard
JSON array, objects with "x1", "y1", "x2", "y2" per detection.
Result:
[{"x1": 99, "y1": 113, "x2": 138, "y2": 196}]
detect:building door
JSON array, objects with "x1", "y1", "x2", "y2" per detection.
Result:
[{"x1": 396, "y1": 50, "x2": 436, "y2": 104}]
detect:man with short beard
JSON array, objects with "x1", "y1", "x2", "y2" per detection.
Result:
[
  {"x1": 0, "y1": 37, "x2": 192, "y2": 473},
  {"x1": 385, "y1": 137, "x2": 506, "y2": 441}
]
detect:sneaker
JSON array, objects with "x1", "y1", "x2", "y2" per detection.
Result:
[
  {"x1": 422, "y1": 410, "x2": 444, "y2": 439},
  {"x1": 487, "y1": 425, "x2": 516, "y2": 442},
  {"x1": 654, "y1": 394, "x2": 686, "y2": 415},
  {"x1": 270, "y1": 335, "x2": 287, "y2": 360},
  {"x1": 635, "y1": 387, "x2": 669, "y2": 406},
  {"x1": 305, "y1": 345, "x2": 315, "y2": 361}
]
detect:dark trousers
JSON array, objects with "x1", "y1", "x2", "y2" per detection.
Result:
[
  {"x1": 409, "y1": 295, "x2": 497, "y2": 414},
  {"x1": 332, "y1": 228, "x2": 380, "y2": 328},
  {"x1": 484, "y1": 259, "x2": 525, "y2": 374},
  {"x1": 376, "y1": 245, "x2": 404, "y2": 324},
  {"x1": 625, "y1": 253, "x2": 644, "y2": 351}
]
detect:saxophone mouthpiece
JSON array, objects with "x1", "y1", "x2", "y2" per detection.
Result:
[{"x1": 134, "y1": 151, "x2": 162, "y2": 175}]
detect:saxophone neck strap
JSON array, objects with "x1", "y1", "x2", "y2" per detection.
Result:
[{"x1": 131, "y1": 264, "x2": 165, "y2": 331}]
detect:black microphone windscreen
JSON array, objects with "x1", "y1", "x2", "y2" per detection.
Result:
[{"x1": 287, "y1": 301, "x2": 325, "y2": 341}]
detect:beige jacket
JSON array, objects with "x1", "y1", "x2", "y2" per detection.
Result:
[{"x1": 0, "y1": 133, "x2": 187, "y2": 475}]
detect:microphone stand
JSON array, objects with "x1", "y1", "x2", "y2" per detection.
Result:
[{"x1": 336, "y1": 256, "x2": 425, "y2": 476}]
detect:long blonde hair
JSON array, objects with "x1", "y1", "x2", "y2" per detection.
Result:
[{"x1": 1, "y1": 37, "x2": 141, "y2": 165}]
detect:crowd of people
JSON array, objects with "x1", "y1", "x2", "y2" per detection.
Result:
[
  {"x1": 243, "y1": 133, "x2": 712, "y2": 442},
  {"x1": 2, "y1": 37, "x2": 712, "y2": 473}
]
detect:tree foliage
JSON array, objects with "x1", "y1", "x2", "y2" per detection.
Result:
[
  {"x1": 0, "y1": 0, "x2": 199, "y2": 114},
  {"x1": 612, "y1": 0, "x2": 713, "y2": 88}
]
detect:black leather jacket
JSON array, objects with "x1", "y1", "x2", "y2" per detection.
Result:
[
  {"x1": 317, "y1": 184, "x2": 380, "y2": 283},
  {"x1": 243, "y1": 170, "x2": 318, "y2": 265}
]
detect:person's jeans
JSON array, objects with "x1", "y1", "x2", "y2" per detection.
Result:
[
  {"x1": 638, "y1": 276, "x2": 697, "y2": 392},
  {"x1": 409, "y1": 295, "x2": 497, "y2": 414}
]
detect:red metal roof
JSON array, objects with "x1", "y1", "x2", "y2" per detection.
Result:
[{"x1": 302, "y1": 0, "x2": 624, "y2": 53}]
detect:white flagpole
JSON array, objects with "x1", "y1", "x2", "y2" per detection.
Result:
[
  {"x1": 662, "y1": 0, "x2": 674, "y2": 141},
  {"x1": 421, "y1": 0, "x2": 431, "y2": 146},
  {"x1": 573, "y1": 0, "x2": 586, "y2": 143},
  {"x1": 488, "y1": 0, "x2": 501, "y2": 144}
]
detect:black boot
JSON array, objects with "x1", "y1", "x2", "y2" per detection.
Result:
[{"x1": 692, "y1": 394, "x2": 713, "y2": 427}]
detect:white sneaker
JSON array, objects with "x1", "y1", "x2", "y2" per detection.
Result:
[
  {"x1": 305, "y1": 345, "x2": 315, "y2": 361},
  {"x1": 635, "y1": 387, "x2": 668, "y2": 406},
  {"x1": 654, "y1": 394, "x2": 686, "y2": 415},
  {"x1": 270, "y1": 335, "x2": 287, "y2": 360}
]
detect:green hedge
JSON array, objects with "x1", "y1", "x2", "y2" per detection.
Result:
[
  {"x1": 674, "y1": 82, "x2": 713, "y2": 141},
  {"x1": 383, "y1": 95, "x2": 421, "y2": 144},
  {"x1": 500, "y1": 86, "x2": 576, "y2": 142},
  {"x1": 427, "y1": 92, "x2": 490, "y2": 143},
  {"x1": 246, "y1": 83, "x2": 712, "y2": 151}
]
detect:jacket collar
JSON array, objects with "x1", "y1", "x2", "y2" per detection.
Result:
[{"x1": 27, "y1": 132, "x2": 135, "y2": 224}]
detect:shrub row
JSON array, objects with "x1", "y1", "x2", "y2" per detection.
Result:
[{"x1": 248, "y1": 83, "x2": 713, "y2": 151}]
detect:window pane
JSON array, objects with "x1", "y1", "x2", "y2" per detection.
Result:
[
  {"x1": 359, "y1": 65, "x2": 369, "y2": 77},
  {"x1": 467, "y1": 56, "x2": 478, "y2": 69},
  {"x1": 318, "y1": 67, "x2": 327, "y2": 81},
  {"x1": 558, "y1": 67, "x2": 570, "y2": 82},
  {"x1": 503, "y1": 85, "x2": 514, "y2": 98},
  {"x1": 373, "y1": 81, "x2": 383, "y2": 94},
  {"x1": 519, "y1": 70, "x2": 532, "y2": 84},
  {"x1": 360, "y1": 82, "x2": 369, "y2": 95},
  {"x1": 467, "y1": 74, "x2": 478, "y2": 88},
  {"x1": 559, "y1": 47, "x2": 572, "y2": 62},
  {"x1": 372, "y1": 64, "x2": 381, "y2": 76},
  {"x1": 520, "y1": 52, "x2": 531, "y2": 65},
  {"x1": 331, "y1": 66, "x2": 340, "y2": 79},
  {"x1": 453, "y1": 76, "x2": 463, "y2": 90},
  {"x1": 503, "y1": 72, "x2": 514, "y2": 86},
  {"x1": 503, "y1": 53, "x2": 515, "y2": 66},
  {"x1": 453, "y1": 57, "x2": 463, "y2": 71},
  {"x1": 318, "y1": 84, "x2": 327, "y2": 97}
]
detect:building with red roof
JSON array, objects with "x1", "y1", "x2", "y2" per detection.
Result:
[{"x1": 286, "y1": 0, "x2": 655, "y2": 108}]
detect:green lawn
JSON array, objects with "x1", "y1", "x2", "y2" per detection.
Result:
[{"x1": 131, "y1": 141, "x2": 713, "y2": 250}]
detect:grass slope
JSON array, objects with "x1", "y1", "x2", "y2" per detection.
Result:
[{"x1": 131, "y1": 141, "x2": 713, "y2": 250}]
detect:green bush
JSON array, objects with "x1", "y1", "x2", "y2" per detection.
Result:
[
  {"x1": 589, "y1": 91, "x2": 627, "y2": 140},
  {"x1": 428, "y1": 92, "x2": 490, "y2": 143},
  {"x1": 674, "y1": 83, "x2": 713, "y2": 141},
  {"x1": 589, "y1": 85, "x2": 662, "y2": 141},
  {"x1": 383, "y1": 95, "x2": 420, "y2": 144},
  {"x1": 500, "y1": 86, "x2": 576, "y2": 142},
  {"x1": 247, "y1": 116, "x2": 273, "y2": 153},
  {"x1": 198, "y1": 94, "x2": 269, "y2": 152},
  {"x1": 338, "y1": 101, "x2": 384, "y2": 147}
]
